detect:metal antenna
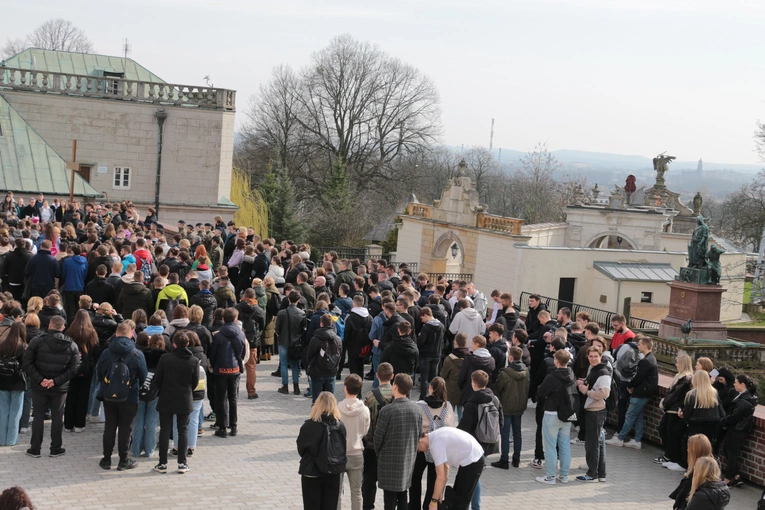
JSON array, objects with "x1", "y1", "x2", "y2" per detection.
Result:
[{"x1": 489, "y1": 118, "x2": 495, "y2": 151}]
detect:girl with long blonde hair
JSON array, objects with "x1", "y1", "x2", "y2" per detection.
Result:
[
  {"x1": 687, "y1": 457, "x2": 730, "y2": 509},
  {"x1": 656, "y1": 354, "x2": 695, "y2": 470},
  {"x1": 669, "y1": 434, "x2": 714, "y2": 510},
  {"x1": 680, "y1": 370, "x2": 725, "y2": 451}
]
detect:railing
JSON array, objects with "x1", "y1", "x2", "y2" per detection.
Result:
[
  {"x1": 477, "y1": 213, "x2": 523, "y2": 234},
  {"x1": 316, "y1": 246, "x2": 370, "y2": 261},
  {"x1": 408, "y1": 203, "x2": 432, "y2": 219},
  {"x1": 650, "y1": 335, "x2": 764, "y2": 366},
  {"x1": 428, "y1": 273, "x2": 473, "y2": 283},
  {"x1": 0, "y1": 67, "x2": 236, "y2": 111},
  {"x1": 518, "y1": 291, "x2": 659, "y2": 335},
  {"x1": 395, "y1": 262, "x2": 419, "y2": 273}
]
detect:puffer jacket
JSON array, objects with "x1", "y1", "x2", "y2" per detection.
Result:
[
  {"x1": 117, "y1": 282, "x2": 154, "y2": 319},
  {"x1": 92, "y1": 314, "x2": 119, "y2": 343},
  {"x1": 38, "y1": 305, "x2": 66, "y2": 331},
  {"x1": 720, "y1": 390, "x2": 759, "y2": 434},
  {"x1": 209, "y1": 322, "x2": 246, "y2": 375},
  {"x1": 487, "y1": 338, "x2": 508, "y2": 383},
  {"x1": 495, "y1": 360, "x2": 530, "y2": 415},
  {"x1": 685, "y1": 480, "x2": 730, "y2": 510},
  {"x1": 190, "y1": 289, "x2": 217, "y2": 328},
  {"x1": 22, "y1": 331, "x2": 80, "y2": 394},
  {"x1": 662, "y1": 374, "x2": 693, "y2": 412}
]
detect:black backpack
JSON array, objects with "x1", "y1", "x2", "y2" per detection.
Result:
[
  {"x1": 317, "y1": 420, "x2": 347, "y2": 475},
  {"x1": 102, "y1": 354, "x2": 132, "y2": 402},
  {"x1": 316, "y1": 337, "x2": 341, "y2": 373},
  {"x1": 606, "y1": 375, "x2": 620, "y2": 411},
  {"x1": 557, "y1": 377, "x2": 579, "y2": 422},
  {"x1": 0, "y1": 356, "x2": 21, "y2": 380},
  {"x1": 165, "y1": 296, "x2": 181, "y2": 318}
]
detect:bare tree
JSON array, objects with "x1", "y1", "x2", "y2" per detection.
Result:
[
  {"x1": 462, "y1": 146, "x2": 498, "y2": 203},
  {"x1": 1, "y1": 18, "x2": 94, "y2": 59},
  {"x1": 517, "y1": 143, "x2": 563, "y2": 224}
]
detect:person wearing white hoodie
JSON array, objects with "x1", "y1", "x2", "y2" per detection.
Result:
[
  {"x1": 449, "y1": 299, "x2": 485, "y2": 350},
  {"x1": 338, "y1": 374, "x2": 370, "y2": 510}
]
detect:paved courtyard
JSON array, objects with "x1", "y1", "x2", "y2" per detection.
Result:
[{"x1": 1, "y1": 358, "x2": 759, "y2": 509}]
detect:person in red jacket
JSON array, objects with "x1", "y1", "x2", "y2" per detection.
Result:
[
  {"x1": 133, "y1": 238, "x2": 153, "y2": 277},
  {"x1": 609, "y1": 314, "x2": 635, "y2": 351}
]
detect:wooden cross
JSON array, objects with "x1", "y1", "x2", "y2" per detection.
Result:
[{"x1": 67, "y1": 140, "x2": 80, "y2": 203}]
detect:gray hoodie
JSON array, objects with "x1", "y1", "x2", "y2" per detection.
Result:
[{"x1": 449, "y1": 307, "x2": 485, "y2": 345}]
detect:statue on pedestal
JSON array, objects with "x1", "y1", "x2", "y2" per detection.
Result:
[
  {"x1": 688, "y1": 216, "x2": 709, "y2": 268},
  {"x1": 693, "y1": 192, "x2": 703, "y2": 216},
  {"x1": 653, "y1": 153, "x2": 676, "y2": 187}
]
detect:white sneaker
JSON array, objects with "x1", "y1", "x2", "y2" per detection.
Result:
[
  {"x1": 605, "y1": 436, "x2": 624, "y2": 447},
  {"x1": 624, "y1": 439, "x2": 642, "y2": 450},
  {"x1": 529, "y1": 459, "x2": 543, "y2": 469},
  {"x1": 74, "y1": 427, "x2": 85, "y2": 433},
  {"x1": 557, "y1": 475, "x2": 569, "y2": 484},
  {"x1": 570, "y1": 438, "x2": 584, "y2": 445},
  {"x1": 19, "y1": 428, "x2": 29, "y2": 434},
  {"x1": 536, "y1": 476, "x2": 555, "y2": 485},
  {"x1": 527, "y1": 399, "x2": 537, "y2": 409},
  {"x1": 665, "y1": 462, "x2": 685, "y2": 472}
]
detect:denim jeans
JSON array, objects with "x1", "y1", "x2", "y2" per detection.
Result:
[
  {"x1": 0, "y1": 390, "x2": 24, "y2": 446},
  {"x1": 196, "y1": 401, "x2": 205, "y2": 431},
  {"x1": 311, "y1": 376, "x2": 335, "y2": 404},
  {"x1": 471, "y1": 477, "x2": 482, "y2": 510},
  {"x1": 454, "y1": 404, "x2": 463, "y2": 422},
  {"x1": 279, "y1": 345, "x2": 300, "y2": 385},
  {"x1": 617, "y1": 396, "x2": 649, "y2": 442},
  {"x1": 542, "y1": 413, "x2": 572, "y2": 478},
  {"x1": 174, "y1": 400, "x2": 204, "y2": 449},
  {"x1": 88, "y1": 371, "x2": 102, "y2": 417},
  {"x1": 130, "y1": 397, "x2": 159, "y2": 457},
  {"x1": 500, "y1": 414, "x2": 523, "y2": 463},
  {"x1": 372, "y1": 352, "x2": 382, "y2": 389}
]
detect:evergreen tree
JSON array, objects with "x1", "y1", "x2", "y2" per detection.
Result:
[
  {"x1": 269, "y1": 167, "x2": 305, "y2": 243},
  {"x1": 311, "y1": 158, "x2": 359, "y2": 246}
]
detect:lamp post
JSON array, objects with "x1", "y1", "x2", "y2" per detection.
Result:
[{"x1": 451, "y1": 242, "x2": 458, "y2": 258}]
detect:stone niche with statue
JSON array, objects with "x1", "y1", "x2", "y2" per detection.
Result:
[{"x1": 659, "y1": 215, "x2": 728, "y2": 341}]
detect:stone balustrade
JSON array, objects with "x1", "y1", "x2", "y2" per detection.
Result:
[
  {"x1": 477, "y1": 213, "x2": 523, "y2": 234},
  {"x1": 408, "y1": 203, "x2": 432, "y2": 219},
  {"x1": 647, "y1": 334, "x2": 765, "y2": 367},
  {"x1": 0, "y1": 67, "x2": 236, "y2": 110}
]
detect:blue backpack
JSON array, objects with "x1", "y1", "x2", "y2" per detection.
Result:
[{"x1": 331, "y1": 315, "x2": 346, "y2": 340}]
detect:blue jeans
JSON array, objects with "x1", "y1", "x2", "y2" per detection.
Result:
[
  {"x1": 501, "y1": 414, "x2": 523, "y2": 463},
  {"x1": 311, "y1": 376, "x2": 335, "y2": 403},
  {"x1": 0, "y1": 390, "x2": 24, "y2": 446},
  {"x1": 197, "y1": 401, "x2": 205, "y2": 430},
  {"x1": 542, "y1": 413, "x2": 572, "y2": 478},
  {"x1": 471, "y1": 478, "x2": 482, "y2": 509},
  {"x1": 617, "y1": 396, "x2": 649, "y2": 442},
  {"x1": 372, "y1": 351, "x2": 381, "y2": 389},
  {"x1": 279, "y1": 345, "x2": 300, "y2": 385},
  {"x1": 174, "y1": 400, "x2": 204, "y2": 449},
  {"x1": 454, "y1": 404, "x2": 463, "y2": 422},
  {"x1": 130, "y1": 398, "x2": 159, "y2": 457},
  {"x1": 89, "y1": 371, "x2": 101, "y2": 417}
]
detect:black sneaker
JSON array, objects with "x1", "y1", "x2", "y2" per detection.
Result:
[
  {"x1": 117, "y1": 459, "x2": 137, "y2": 471},
  {"x1": 271, "y1": 370, "x2": 281, "y2": 377},
  {"x1": 229, "y1": 427, "x2": 237, "y2": 437},
  {"x1": 177, "y1": 463, "x2": 190, "y2": 474},
  {"x1": 214, "y1": 429, "x2": 227, "y2": 438},
  {"x1": 49, "y1": 448, "x2": 66, "y2": 457},
  {"x1": 491, "y1": 460, "x2": 509, "y2": 470},
  {"x1": 512, "y1": 459, "x2": 520, "y2": 468},
  {"x1": 153, "y1": 463, "x2": 167, "y2": 474},
  {"x1": 187, "y1": 448, "x2": 194, "y2": 457},
  {"x1": 653, "y1": 455, "x2": 669, "y2": 464},
  {"x1": 99, "y1": 457, "x2": 111, "y2": 470},
  {"x1": 170, "y1": 448, "x2": 179, "y2": 456},
  {"x1": 248, "y1": 393, "x2": 259, "y2": 399},
  {"x1": 204, "y1": 412, "x2": 216, "y2": 422},
  {"x1": 26, "y1": 449, "x2": 41, "y2": 458},
  {"x1": 729, "y1": 478, "x2": 744, "y2": 488},
  {"x1": 364, "y1": 372, "x2": 374, "y2": 381}
]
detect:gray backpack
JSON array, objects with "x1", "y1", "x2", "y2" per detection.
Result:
[
  {"x1": 418, "y1": 402, "x2": 450, "y2": 463},
  {"x1": 475, "y1": 396, "x2": 501, "y2": 454}
]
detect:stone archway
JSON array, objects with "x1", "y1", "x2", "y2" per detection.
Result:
[
  {"x1": 585, "y1": 232, "x2": 638, "y2": 250},
  {"x1": 432, "y1": 231, "x2": 465, "y2": 273}
]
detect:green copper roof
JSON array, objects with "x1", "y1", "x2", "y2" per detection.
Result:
[
  {"x1": 1, "y1": 48, "x2": 166, "y2": 83},
  {"x1": 0, "y1": 94, "x2": 101, "y2": 197}
]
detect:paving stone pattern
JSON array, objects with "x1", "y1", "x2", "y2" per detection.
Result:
[{"x1": 1, "y1": 359, "x2": 760, "y2": 509}]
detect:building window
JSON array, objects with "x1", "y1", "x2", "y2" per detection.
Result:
[
  {"x1": 640, "y1": 292, "x2": 653, "y2": 303},
  {"x1": 114, "y1": 167, "x2": 130, "y2": 189}
]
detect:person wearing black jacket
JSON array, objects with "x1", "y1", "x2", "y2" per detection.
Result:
[
  {"x1": 656, "y1": 354, "x2": 693, "y2": 470},
  {"x1": 252, "y1": 244, "x2": 269, "y2": 280},
  {"x1": 306, "y1": 314, "x2": 343, "y2": 403},
  {"x1": 0, "y1": 323, "x2": 27, "y2": 446},
  {"x1": 235, "y1": 290, "x2": 266, "y2": 400},
  {"x1": 535, "y1": 350, "x2": 577, "y2": 484},
  {"x1": 607, "y1": 335, "x2": 658, "y2": 450},
  {"x1": 457, "y1": 336, "x2": 496, "y2": 406},
  {"x1": 486, "y1": 323, "x2": 508, "y2": 385},
  {"x1": 150, "y1": 330, "x2": 200, "y2": 474},
  {"x1": 525, "y1": 295, "x2": 548, "y2": 336},
  {"x1": 380, "y1": 321, "x2": 419, "y2": 380},
  {"x1": 721, "y1": 374, "x2": 758, "y2": 487},
  {"x1": 86, "y1": 265, "x2": 116, "y2": 307},
  {"x1": 25, "y1": 240, "x2": 60, "y2": 298},
  {"x1": 5, "y1": 239, "x2": 32, "y2": 301},
  {"x1": 85, "y1": 246, "x2": 114, "y2": 285},
  {"x1": 527, "y1": 310, "x2": 557, "y2": 402},
  {"x1": 177, "y1": 331, "x2": 208, "y2": 454},
  {"x1": 417, "y1": 307, "x2": 445, "y2": 396},
  {"x1": 208, "y1": 308, "x2": 246, "y2": 438},
  {"x1": 22, "y1": 316, "x2": 80, "y2": 458},
  {"x1": 297, "y1": 392, "x2": 347, "y2": 510},
  {"x1": 344, "y1": 296, "x2": 373, "y2": 379},
  {"x1": 189, "y1": 280, "x2": 217, "y2": 328}
]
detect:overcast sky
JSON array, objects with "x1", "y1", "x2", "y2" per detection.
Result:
[{"x1": 3, "y1": 0, "x2": 764, "y2": 164}]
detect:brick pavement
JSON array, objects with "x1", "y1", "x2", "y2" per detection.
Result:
[{"x1": 1, "y1": 358, "x2": 760, "y2": 509}]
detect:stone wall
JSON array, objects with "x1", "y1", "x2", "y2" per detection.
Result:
[
  {"x1": 2, "y1": 90, "x2": 235, "y2": 224},
  {"x1": 727, "y1": 327, "x2": 765, "y2": 345},
  {"x1": 607, "y1": 373, "x2": 765, "y2": 486}
]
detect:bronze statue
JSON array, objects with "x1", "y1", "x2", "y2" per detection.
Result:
[
  {"x1": 653, "y1": 153, "x2": 676, "y2": 185},
  {"x1": 693, "y1": 192, "x2": 703, "y2": 216},
  {"x1": 687, "y1": 216, "x2": 709, "y2": 268},
  {"x1": 706, "y1": 244, "x2": 725, "y2": 285}
]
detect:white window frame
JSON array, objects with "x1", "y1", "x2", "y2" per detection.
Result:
[{"x1": 113, "y1": 167, "x2": 131, "y2": 190}]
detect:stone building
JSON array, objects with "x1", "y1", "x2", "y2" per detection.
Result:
[
  {"x1": 394, "y1": 161, "x2": 746, "y2": 323},
  {"x1": 0, "y1": 48, "x2": 237, "y2": 224}
]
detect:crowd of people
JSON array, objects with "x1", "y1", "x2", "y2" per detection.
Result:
[{"x1": 0, "y1": 192, "x2": 758, "y2": 510}]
